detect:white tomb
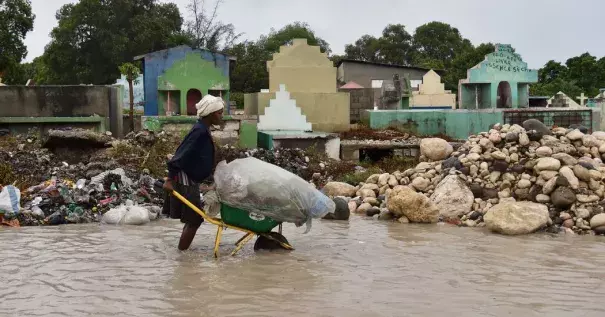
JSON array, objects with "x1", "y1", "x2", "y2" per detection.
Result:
[{"x1": 257, "y1": 84, "x2": 312, "y2": 131}]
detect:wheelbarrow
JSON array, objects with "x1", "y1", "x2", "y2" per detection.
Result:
[{"x1": 155, "y1": 180, "x2": 293, "y2": 258}]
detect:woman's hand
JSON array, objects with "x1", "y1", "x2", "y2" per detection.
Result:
[
  {"x1": 199, "y1": 184, "x2": 216, "y2": 192},
  {"x1": 163, "y1": 178, "x2": 174, "y2": 192}
]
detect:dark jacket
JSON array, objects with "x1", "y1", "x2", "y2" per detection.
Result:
[{"x1": 167, "y1": 120, "x2": 215, "y2": 183}]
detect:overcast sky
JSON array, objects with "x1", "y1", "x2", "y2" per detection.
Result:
[{"x1": 24, "y1": 0, "x2": 605, "y2": 68}]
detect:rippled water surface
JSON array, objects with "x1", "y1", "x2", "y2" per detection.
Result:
[{"x1": 2, "y1": 218, "x2": 605, "y2": 317}]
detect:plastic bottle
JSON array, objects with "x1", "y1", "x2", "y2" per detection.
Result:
[{"x1": 76, "y1": 179, "x2": 86, "y2": 190}]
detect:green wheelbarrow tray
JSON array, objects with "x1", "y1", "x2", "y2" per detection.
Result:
[{"x1": 219, "y1": 204, "x2": 279, "y2": 233}]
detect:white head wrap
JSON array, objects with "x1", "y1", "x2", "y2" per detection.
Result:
[{"x1": 196, "y1": 95, "x2": 225, "y2": 118}]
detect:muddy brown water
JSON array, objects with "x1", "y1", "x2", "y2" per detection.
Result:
[{"x1": 2, "y1": 218, "x2": 605, "y2": 317}]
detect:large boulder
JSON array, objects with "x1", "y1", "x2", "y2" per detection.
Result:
[
  {"x1": 484, "y1": 202, "x2": 550, "y2": 235},
  {"x1": 590, "y1": 214, "x2": 605, "y2": 229},
  {"x1": 322, "y1": 182, "x2": 356, "y2": 197},
  {"x1": 430, "y1": 175, "x2": 474, "y2": 219},
  {"x1": 386, "y1": 186, "x2": 439, "y2": 223},
  {"x1": 420, "y1": 138, "x2": 453, "y2": 161}
]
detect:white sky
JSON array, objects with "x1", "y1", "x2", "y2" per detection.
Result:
[{"x1": 24, "y1": 0, "x2": 605, "y2": 68}]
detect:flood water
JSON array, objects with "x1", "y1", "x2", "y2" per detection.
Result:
[{"x1": 2, "y1": 218, "x2": 605, "y2": 317}]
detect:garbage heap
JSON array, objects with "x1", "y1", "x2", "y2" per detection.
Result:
[
  {"x1": 323, "y1": 120, "x2": 605, "y2": 236},
  {"x1": 2, "y1": 165, "x2": 162, "y2": 227}
]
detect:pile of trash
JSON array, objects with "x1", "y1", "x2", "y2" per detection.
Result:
[{"x1": 0, "y1": 166, "x2": 162, "y2": 227}]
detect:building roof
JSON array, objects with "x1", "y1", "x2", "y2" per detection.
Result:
[
  {"x1": 133, "y1": 45, "x2": 237, "y2": 61},
  {"x1": 340, "y1": 81, "x2": 364, "y2": 89},
  {"x1": 336, "y1": 58, "x2": 444, "y2": 73}
]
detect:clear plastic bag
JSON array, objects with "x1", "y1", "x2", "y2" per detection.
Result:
[{"x1": 214, "y1": 157, "x2": 334, "y2": 232}]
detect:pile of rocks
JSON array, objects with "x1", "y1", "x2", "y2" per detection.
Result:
[{"x1": 323, "y1": 120, "x2": 605, "y2": 236}]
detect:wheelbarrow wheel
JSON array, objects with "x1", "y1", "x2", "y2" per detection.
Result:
[{"x1": 254, "y1": 232, "x2": 291, "y2": 251}]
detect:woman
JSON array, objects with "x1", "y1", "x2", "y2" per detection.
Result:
[{"x1": 162, "y1": 95, "x2": 224, "y2": 250}]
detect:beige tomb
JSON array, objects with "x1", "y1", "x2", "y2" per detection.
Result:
[
  {"x1": 410, "y1": 70, "x2": 456, "y2": 109},
  {"x1": 245, "y1": 39, "x2": 350, "y2": 132}
]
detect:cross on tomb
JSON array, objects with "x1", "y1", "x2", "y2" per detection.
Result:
[{"x1": 577, "y1": 93, "x2": 588, "y2": 106}]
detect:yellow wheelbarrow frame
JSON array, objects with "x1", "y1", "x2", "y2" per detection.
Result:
[{"x1": 167, "y1": 189, "x2": 294, "y2": 258}]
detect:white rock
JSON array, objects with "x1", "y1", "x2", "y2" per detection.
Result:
[
  {"x1": 430, "y1": 175, "x2": 474, "y2": 219},
  {"x1": 559, "y1": 166, "x2": 580, "y2": 190},
  {"x1": 543, "y1": 177, "x2": 558, "y2": 195},
  {"x1": 411, "y1": 177, "x2": 430, "y2": 191},
  {"x1": 566, "y1": 129, "x2": 584, "y2": 141},
  {"x1": 539, "y1": 170, "x2": 558, "y2": 180},
  {"x1": 536, "y1": 157, "x2": 561, "y2": 171},
  {"x1": 467, "y1": 153, "x2": 481, "y2": 162},
  {"x1": 590, "y1": 213, "x2": 605, "y2": 229},
  {"x1": 576, "y1": 195, "x2": 599, "y2": 203},
  {"x1": 536, "y1": 194, "x2": 551, "y2": 203},
  {"x1": 484, "y1": 202, "x2": 550, "y2": 235},
  {"x1": 583, "y1": 135, "x2": 601, "y2": 148},
  {"x1": 491, "y1": 151, "x2": 507, "y2": 160},
  {"x1": 575, "y1": 208, "x2": 591, "y2": 219},
  {"x1": 517, "y1": 179, "x2": 532, "y2": 189},
  {"x1": 489, "y1": 133, "x2": 502, "y2": 144},
  {"x1": 536, "y1": 146, "x2": 553, "y2": 157},
  {"x1": 519, "y1": 133, "x2": 530, "y2": 146},
  {"x1": 592, "y1": 131, "x2": 605, "y2": 141},
  {"x1": 323, "y1": 182, "x2": 357, "y2": 197},
  {"x1": 420, "y1": 138, "x2": 453, "y2": 161}
]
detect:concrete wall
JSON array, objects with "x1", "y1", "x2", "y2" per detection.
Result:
[
  {"x1": 337, "y1": 61, "x2": 431, "y2": 89},
  {"x1": 246, "y1": 91, "x2": 350, "y2": 132},
  {"x1": 340, "y1": 88, "x2": 375, "y2": 123},
  {"x1": 363, "y1": 108, "x2": 601, "y2": 140},
  {"x1": 0, "y1": 85, "x2": 123, "y2": 136},
  {"x1": 141, "y1": 45, "x2": 231, "y2": 116},
  {"x1": 267, "y1": 39, "x2": 336, "y2": 93},
  {"x1": 0, "y1": 85, "x2": 113, "y2": 117}
]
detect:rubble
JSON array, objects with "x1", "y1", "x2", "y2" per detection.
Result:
[
  {"x1": 44, "y1": 128, "x2": 113, "y2": 148},
  {"x1": 323, "y1": 121, "x2": 605, "y2": 236}
]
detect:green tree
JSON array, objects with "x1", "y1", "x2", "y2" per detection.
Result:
[
  {"x1": 119, "y1": 62, "x2": 141, "y2": 131},
  {"x1": 538, "y1": 60, "x2": 568, "y2": 83},
  {"x1": 565, "y1": 53, "x2": 601, "y2": 96},
  {"x1": 411, "y1": 21, "x2": 472, "y2": 69},
  {"x1": 530, "y1": 78, "x2": 582, "y2": 100},
  {"x1": 444, "y1": 43, "x2": 495, "y2": 91},
  {"x1": 260, "y1": 22, "x2": 331, "y2": 54},
  {"x1": 376, "y1": 24, "x2": 414, "y2": 65},
  {"x1": 344, "y1": 35, "x2": 382, "y2": 62},
  {"x1": 0, "y1": 0, "x2": 35, "y2": 79},
  {"x1": 226, "y1": 41, "x2": 269, "y2": 93},
  {"x1": 42, "y1": 0, "x2": 183, "y2": 84}
]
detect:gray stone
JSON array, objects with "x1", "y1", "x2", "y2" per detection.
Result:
[
  {"x1": 552, "y1": 153, "x2": 577, "y2": 166},
  {"x1": 378, "y1": 209, "x2": 394, "y2": 220},
  {"x1": 430, "y1": 175, "x2": 474, "y2": 219},
  {"x1": 365, "y1": 207, "x2": 381, "y2": 217},
  {"x1": 442, "y1": 157, "x2": 463, "y2": 170},
  {"x1": 559, "y1": 166, "x2": 579, "y2": 189},
  {"x1": 411, "y1": 177, "x2": 430, "y2": 191},
  {"x1": 323, "y1": 197, "x2": 350, "y2": 220},
  {"x1": 573, "y1": 165, "x2": 591, "y2": 182},
  {"x1": 356, "y1": 203, "x2": 373, "y2": 214},
  {"x1": 492, "y1": 160, "x2": 509, "y2": 173},
  {"x1": 551, "y1": 187, "x2": 576, "y2": 208},
  {"x1": 523, "y1": 119, "x2": 550, "y2": 136},
  {"x1": 536, "y1": 194, "x2": 550, "y2": 203},
  {"x1": 505, "y1": 132, "x2": 519, "y2": 143},
  {"x1": 575, "y1": 208, "x2": 591, "y2": 219}
]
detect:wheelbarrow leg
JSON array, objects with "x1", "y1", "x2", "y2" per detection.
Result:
[
  {"x1": 278, "y1": 224, "x2": 282, "y2": 235},
  {"x1": 231, "y1": 232, "x2": 255, "y2": 256},
  {"x1": 234, "y1": 233, "x2": 250, "y2": 246},
  {"x1": 213, "y1": 226, "x2": 223, "y2": 258}
]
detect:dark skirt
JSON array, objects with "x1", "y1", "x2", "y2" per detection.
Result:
[{"x1": 162, "y1": 181, "x2": 204, "y2": 228}]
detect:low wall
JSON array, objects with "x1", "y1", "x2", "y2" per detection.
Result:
[
  {"x1": 141, "y1": 115, "x2": 258, "y2": 147},
  {"x1": 0, "y1": 85, "x2": 123, "y2": 136},
  {"x1": 363, "y1": 108, "x2": 601, "y2": 140},
  {"x1": 245, "y1": 91, "x2": 350, "y2": 132}
]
